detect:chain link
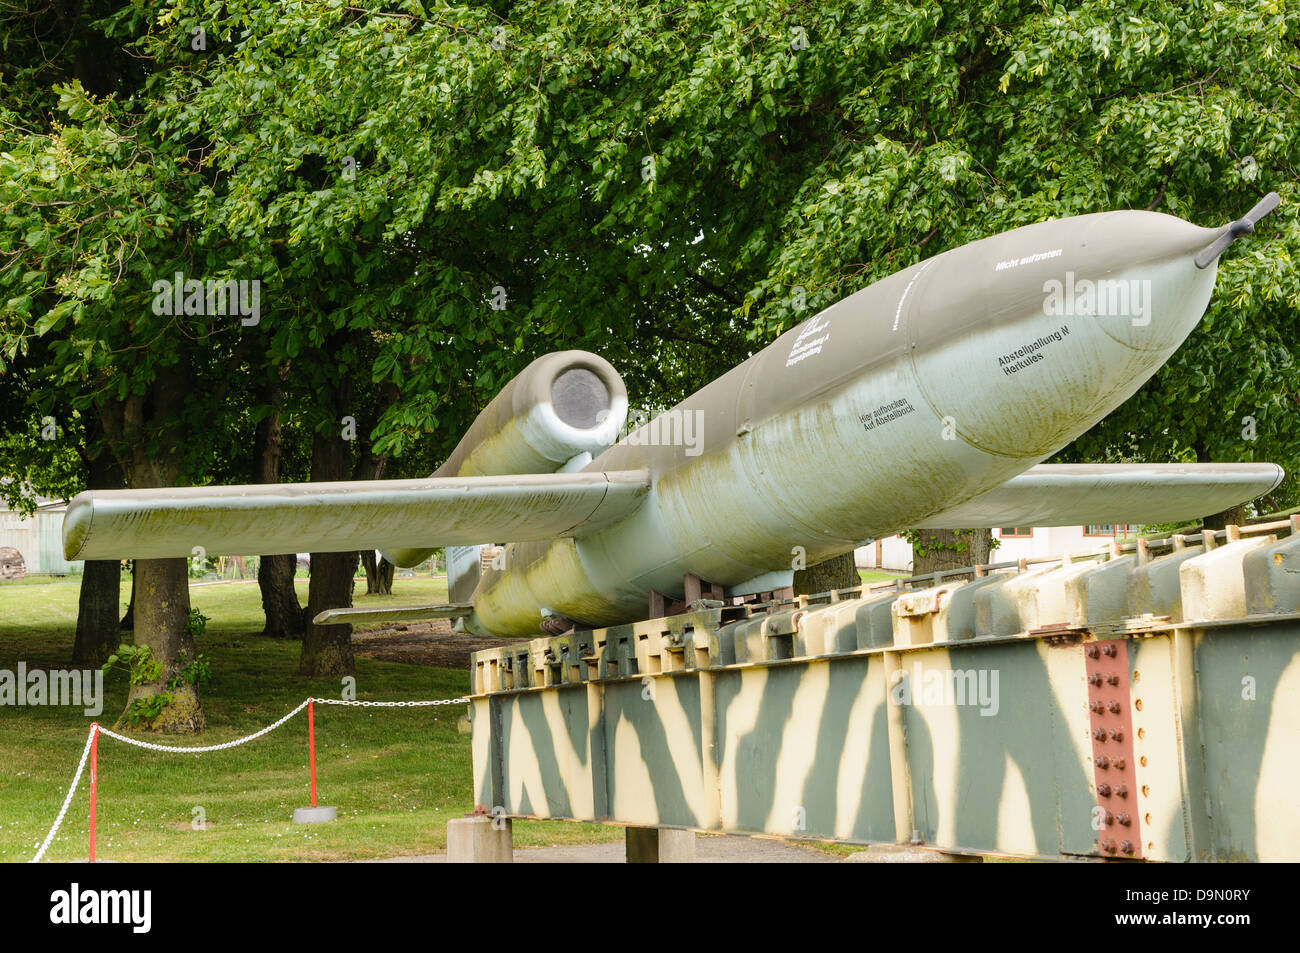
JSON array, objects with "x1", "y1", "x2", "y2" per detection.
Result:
[
  {"x1": 29, "y1": 694, "x2": 469, "y2": 860},
  {"x1": 312, "y1": 697, "x2": 469, "y2": 707},
  {"x1": 95, "y1": 698, "x2": 312, "y2": 753},
  {"x1": 30, "y1": 725, "x2": 96, "y2": 863}
]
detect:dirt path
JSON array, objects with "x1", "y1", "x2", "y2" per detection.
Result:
[
  {"x1": 351, "y1": 619, "x2": 524, "y2": 669},
  {"x1": 366, "y1": 837, "x2": 844, "y2": 863}
]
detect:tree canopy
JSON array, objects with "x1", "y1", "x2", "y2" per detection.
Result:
[
  {"x1": 0, "y1": 1, "x2": 1296, "y2": 722},
  {"x1": 3, "y1": 0, "x2": 1296, "y2": 505}
]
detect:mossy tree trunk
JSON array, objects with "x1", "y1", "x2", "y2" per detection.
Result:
[
  {"x1": 792, "y1": 552, "x2": 859, "y2": 596},
  {"x1": 123, "y1": 557, "x2": 204, "y2": 732},
  {"x1": 910, "y1": 528, "x2": 994, "y2": 575},
  {"x1": 110, "y1": 364, "x2": 204, "y2": 732},
  {"x1": 297, "y1": 364, "x2": 398, "y2": 676},
  {"x1": 301, "y1": 551, "x2": 358, "y2": 676},
  {"x1": 1202, "y1": 505, "x2": 1247, "y2": 531}
]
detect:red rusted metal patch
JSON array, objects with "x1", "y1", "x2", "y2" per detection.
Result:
[{"x1": 1084, "y1": 638, "x2": 1142, "y2": 860}]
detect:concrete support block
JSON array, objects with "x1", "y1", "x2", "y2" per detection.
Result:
[
  {"x1": 1065, "y1": 553, "x2": 1136, "y2": 625},
  {"x1": 1181, "y1": 536, "x2": 1277, "y2": 621},
  {"x1": 937, "y1": 573, "x2": 1007, "y2": 641},
  {"x1": 975, "y1": 565, "x2": 1056, "y2": 636},
  {"x1": 1027, "y1": 559, "x2": 1099, "y2": 628},
  {"x1": 1127, "y1": 543, "x2": 1204, "y2": 621},
  {"x1": 891, "y1": 583, "x2": 959, "y2": 646},
  {"x1": 731, "y1": 615, "x2": 766, "y2": 664},
  {"x1": 1050, "y1": 557, "x2": 1112, "y2": 626},
  {"x1": 1244, "y1": 532, "x2": 1300, "y2": 614},
  {"x1": 292, "y1": 806, "x2": 337, "y2": 824},
  {"x1": 892, "y1": 575, "x2": 1035, "y2": 645},
  {"x1": 447, "y1": 815, "x2": 513, "y2": 863},
  {"x1": 843, "y1": 844, "x2": 983, "y2": 863},
  {"x1": 855, "y1": 591, "x2": 902, "y2": 649},
  {"x1": 798, "y1": 599, "x2": 861, "y2": 656},
  {"x1": 625, "y1": 826, "x2": 696, "y2": 863}
]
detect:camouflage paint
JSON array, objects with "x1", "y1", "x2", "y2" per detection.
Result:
[{"x1": 469, "y1": 520, "x2": 1300, "y2": 861}]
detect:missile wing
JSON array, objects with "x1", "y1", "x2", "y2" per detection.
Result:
[
  {"x1": 919, "y1": 463, "x2": 1285, "y2": 528},
  {"x1": 312, "y1": 604, "x2": 472, "y2": 625},
  {"x1": 63, "y1": 470, "x2": 649, "y2": 561}
]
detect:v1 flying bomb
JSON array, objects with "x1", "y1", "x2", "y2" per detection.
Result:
[{"x1": 64, "y1": 196, "x2": 1285, "y2": 637}]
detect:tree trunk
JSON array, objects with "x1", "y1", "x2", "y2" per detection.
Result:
[
  {"x1": 72, "y1": 560, "x2": 122, "y2": 667},
  {"x1": 123, "y1": 557, "x2": 204, "y2": 732},
  {"x1": 72, "y1": 439, "x2": 124, "y2": 666},
  {"x1": 297, "y1": 361, "x2": 400, "y2": 675},
  {"x1": 792, "y1": 552, "x2": 859, "y2": 596},
  {"x1": 302, "y1": 551, "x2": 358, "y2": 676},
  {"x1": 119, "y1": 561, "x2": 135, "y2": 629},
  {"x1": 259, "y1": 554, "x2": 304, "y2": 639},
  {"x1": 361, "y1": 549, "x2": 379, "y2": 594},
  {"x1": 111, "y1": 363, "x2": 203, "y2": 732},
  {"x1": 910, "y1": 528, "x2": 993, "y2": 575},
  {"x1": 360, "y1": 550, "x2": 395, "y2": 595},
  {"x1": 299, "y1": 425, "x2": 357, "y2": 677},
  {"x1": 253, "y1": 375, "x2": 303, "y2": 639},
  {"x1": 1202, "y1": 506, "x2": 1247, "y2": 531}
]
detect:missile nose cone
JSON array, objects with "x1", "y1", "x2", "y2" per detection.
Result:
[
  {"x1": 907, "y1": 209, "x2": 1224, "y2": 458},
  {"x1": 1075, "y1": 252, "x2": 1217, "y2": 355},
  {"x1": 1030, "y1": 209, "x2": 1225, "y2": 359}
]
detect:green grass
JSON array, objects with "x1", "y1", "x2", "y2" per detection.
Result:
[
  {"x1": 0, "y1": 573, "x2": 84, "y2": 585},
  {"x1": 0, "y1": 576, "x2": 621, "y2": 862}
]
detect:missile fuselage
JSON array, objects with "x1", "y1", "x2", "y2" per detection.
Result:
[
  {"x1": 59, "y1": 205, "x2": 1254, "y2": 639},
  {"x1": 467, "y1": 210, "x2": 1222, "y2": 636}
]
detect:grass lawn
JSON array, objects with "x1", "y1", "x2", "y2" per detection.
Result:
[
  {"x1": 858, "y1": 569, "x2": 904, "y2": 585},
  {"x1": 0, "y1": 575, "x2": 622, "y2": 862}
]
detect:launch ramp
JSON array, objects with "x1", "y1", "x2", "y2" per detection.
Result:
[{"x1": 467, "y1": 517, "x2": 1300, "y2": 861}]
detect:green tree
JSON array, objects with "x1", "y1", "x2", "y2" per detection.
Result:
[
  {"x1": 4, "y1": 0, "x2": 1297, "y2": 714},
  {"x1": 154, "y1": 0, "x2": 1294, "y2": 509}
]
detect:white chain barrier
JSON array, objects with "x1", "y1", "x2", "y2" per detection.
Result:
[
  {"x1": 29, "y1": 694, "x2": 470, "y2": 861},
  {"x1": 96, "y1": 698, "x2": 313, "y2": 753},
  {"x1": 29, "y1": 725, "x2": 96, "y2": 863},
  {"x1": 313, "y1": 697, "x2": 469, "y2": 708}
]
